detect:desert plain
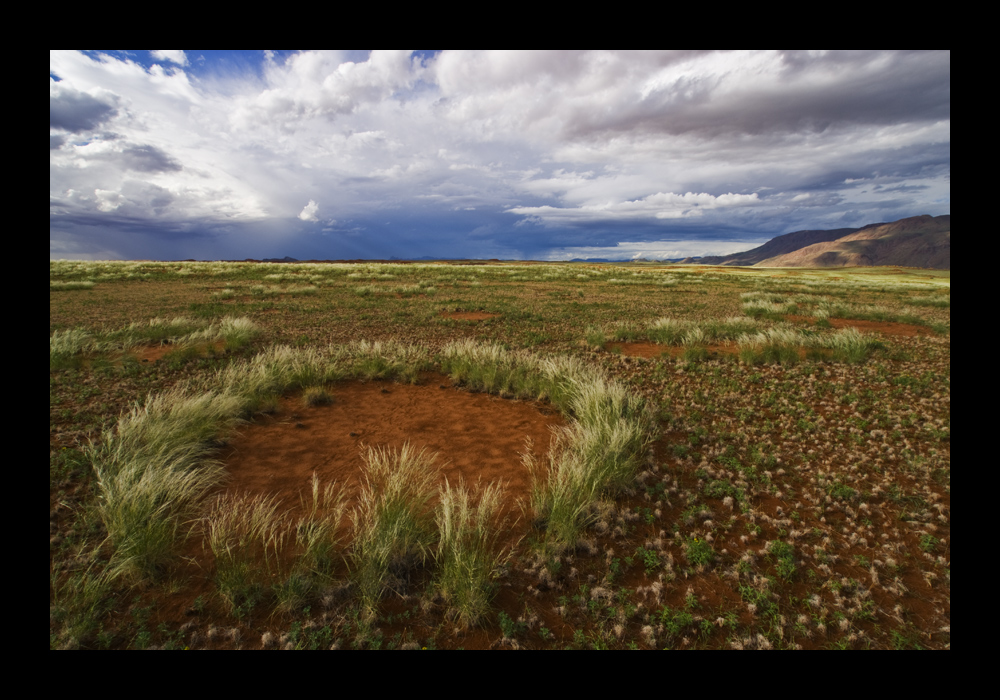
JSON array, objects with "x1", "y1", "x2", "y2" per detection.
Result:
[{"x1": 49, "y1": 259, "x2": 950, "y2": 649}]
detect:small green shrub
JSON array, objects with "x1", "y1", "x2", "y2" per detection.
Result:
[
  {"x1": 302, "y1": 385, "x2": 333, "y2": 406},
  {"x1": 685, "y1": 537, "x2": 714, "y2": 567}
]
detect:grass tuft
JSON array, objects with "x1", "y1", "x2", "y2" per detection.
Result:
[
  {"x1": 95, "y1": 450, "x2": 227, "y2": 581},
  {"x1": 302, "y1": 385, "x2": 334, "y2": 406},
  {"x1": 294, "y1": 473, "x2": 347, "y2": 580},
  {"x1": 434, "y1": 479, "x2": 513, "y2": 628},
  {"x1": 350, "y1": 443, "x2": 440, "y2": 620},
  {"x1": 88, "y1": 388, "x2": 243, "y2": 580},
  {"x1": 50, "y1": 328, "x2": 94, "y2": 370},
  {"x1": 206, "y1": 492, "x2": 289, "y2": 616}
]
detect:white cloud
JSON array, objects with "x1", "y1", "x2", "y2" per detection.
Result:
[
  {"x1": 150, "y1": 50, "x2": 189, "y2": 67},
  {"x1": 94, "y1": 188, "x2": 125, "y2": 212},
  {"x1": 298, "y1": 199, "x2": 320, "y2": 221},
  {"x1": 507, "y1": 191, "x2": 761, "y2": 225},
  {"x1": 544, "y1": 238, "x2": 772, "y2": 261}
]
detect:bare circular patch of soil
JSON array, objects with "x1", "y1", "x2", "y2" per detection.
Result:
[
  {"x1": 785, "y1": 315, "x2": 932, "y2": 337},
  {"x1": 132, "y1": 339, "x2": 227, "y2": 363},
  {"x1": 826, "y1": 317, "x2": 932, "y2": 337},
  {"x1": 605, "y1": 342, "x2": 669, "y2": 358},
  {"x1": 439, "y1": 310, "x2": 500, "y2": 321},
  {"x1": 218, "y1": 372, "x2": 564, "y2": 521}
]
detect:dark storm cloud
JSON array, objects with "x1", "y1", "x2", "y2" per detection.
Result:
[
  {"x1": 49, "y1": 85, "x2": 118, "y2": 133},
  {"x1": 562, "y1": 50, "x2": 949, "y2": 140},
  {"x1": 119, "y1": 144, "x2": 183, "y2": 173},
  {"x1": 872, "y1": 183, "x2": 930, "y2": 193}
]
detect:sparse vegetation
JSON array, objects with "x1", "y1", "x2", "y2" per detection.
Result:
[{"x1": 50, "y1": 260, "x2": 949, "y2": 650}]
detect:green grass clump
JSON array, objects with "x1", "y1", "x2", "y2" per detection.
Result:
[
  {"x1": 214, "y1": 341, "x2": 430, "y2": 413},
  {"x1": 647, "y1": 316, "x2": 762, "y2": 345},
  {"x1": 821, "y1": 327, "x2": 886, "y2": 364},
  {"x1": 216, "y1": 346, "x2": 337, "y2": 412},
  {"x1": 218, "y1": 316, "x2": 260, "y2": 350},
  {"x1": 49, "y1": 565, "x2": 115, "y2": 649},
  {"x1": 527, "y1": 385, "x2": 653, "y2": 551},
  {"x1": 908, "y1": 295, "x2": 949, "y2": 308},
  {"x1": 525, "y1": 429, "x2": 600, "y2": 550},
  {"x1": 207, "y1": 492, "x2": 289, "y2": 616},
  {"x1": 302, "y1": 385, "x2": 334, "y2": 406},
  {"x1": 293, "y1": 474, "x2": 347, "y2": 580},
  {"x1": 54, "y1": 315, "x2": 259, "y2": 365},
  {"x1": 742, "y1": 298, "x2": 799, "y2": 319},
  {"x1": 440, "y1": 340, "x2": 544, "y2": 399},
  {"x1": 682, "y1": 346, "x2": 709, "y2": 362},
  {"x1": 737, "y1": 328, "x2": 802, "y2": 366},
  {"x1": 611, "y1": 323, "x2": 644, "y2": 342},
  {"x1": 50, "y1": 280, "x2": 96, "y2": 290},
  {"x1": 335, "y1": 339, "x2": 432, "y2": 384},
  {"x1": 584, "y1": 326, "x2": 607, "y2": 351},
  {"x1": 99, "y1": 389, "x2": 245, "y2": 464},
  {"x1": 434, "y1": 479, "x2": 512, "y2": 628},
  {"x1": 565, "y1": 377, "x2": 652, "y2": 497},
  {"x1": 273, "y1": 470, "x2": 347, "y2": 615},
  {"x1": 351, "y1": 443, "x2": 440, "y2": 620},
  {"x1": 120, "y1": 316, "x2": 209, "y2": 345},
  {"x1": 211, "y1": 288, "x2": 236, "y2": 300},
  {"x1": 440, "y1": 339, "x2": 600, "y2": 411},
  {"x1": 88, "y1": 388, "x2": 244, "y2": 580},
  {"x1": 50, "y1": 328, "x2": 94, "y2": 370},
  {"x1": 96, "y1": 450, "x2": 226, "y2": 581},
  {"x1": 646, "y1": 317, "x2": 685, "y2": 344},
  {"x1": 767, "y1": 540, "x2": 797, "y2": 581}
]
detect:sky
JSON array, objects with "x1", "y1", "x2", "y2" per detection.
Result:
[{"x1": 50, "y1": 50, "x2": 950, "y2": 261}]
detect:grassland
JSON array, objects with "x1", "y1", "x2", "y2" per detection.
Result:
[{"x1": 50, "y1": 260, "x2": 950, "y2": 649}]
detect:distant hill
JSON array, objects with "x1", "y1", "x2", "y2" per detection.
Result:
[
  {"x1": 755, "y1": 215, "x2": 950, "y2": 269},
  {"x1": 693, "y1": 215, "x2": 950, "y2": 269},
  {"x1": 695, "y1": 227, "x2": 864, "y2": 266}
]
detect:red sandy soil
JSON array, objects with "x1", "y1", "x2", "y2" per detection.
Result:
[
  {"x1": 439, "y1": 311, "x2": 500, "y2": 321},
  {"x1": 132, "y1": 340, "x2": 228, "y2": 363},
  {"x1": 219, "y1": 372, "x2": 564, "y2": 522},
  {"x1": 138, "y1": 374, "x2": 566, "y2": 646},
  {"x1": 604, "y1": 342, "x2": 669, "y2": 358}
]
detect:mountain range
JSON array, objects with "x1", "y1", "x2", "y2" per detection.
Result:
[{"x1": 692, "y1": 214, "x2": 950, "y2": 269}]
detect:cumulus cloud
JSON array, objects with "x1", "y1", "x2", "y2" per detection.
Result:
[
  {"x1": 119, "y1": 144, "x2": 183, "y2": 173},
  {"x1": 228, "y1": 50, "x2": 420, "y2": 130},
  {"x1": 94, "y1": 188, "x2": 125, "y2": 212},
  {"x1": 150, "y1": 50, "x2": 188, "y2": 67},
  {"x1": 49, "y1": 81, "x2": 117, "y2": 132},
  {"x1": 298, "y1": 199, "x2": 320, "y2": 221}
]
